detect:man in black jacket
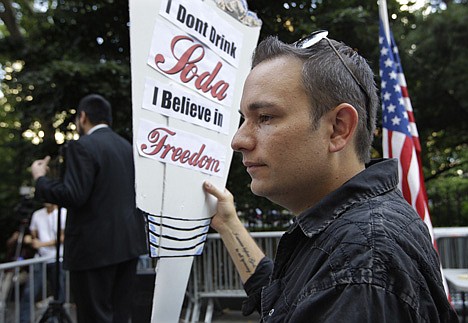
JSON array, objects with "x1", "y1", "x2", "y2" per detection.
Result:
[
  {"x1": 31, "y1": 94, "x2": 147, "y2": 323},
  {"x1": 203, "y1": 34, "x2": 458, "y2": 322}
]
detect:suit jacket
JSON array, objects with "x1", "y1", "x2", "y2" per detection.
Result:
[{"x1": 35, "y1": 127, "x2": 147, "y2": 271}]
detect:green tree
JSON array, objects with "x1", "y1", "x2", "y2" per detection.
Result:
[
  {"x1": 0, "y1": 0, "x2": 466, "y2": 260},
  {"x1": 398, "y1": 2, "x2": 468, "y2": 225},
  {"x1": 0, "y1": 0, "x2": 133, "y2": 260}
]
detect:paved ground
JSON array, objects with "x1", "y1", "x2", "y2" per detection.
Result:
[
  {"x1": 24, "y1": 300, "x2": 261, "y2": 323},
  {"x1": 211, "y1": 309, "x2": 260, "y2": 322}
]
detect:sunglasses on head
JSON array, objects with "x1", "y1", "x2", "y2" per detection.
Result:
[{"x1": 294, "y1": 30, "x2": 371, "y2": 131}]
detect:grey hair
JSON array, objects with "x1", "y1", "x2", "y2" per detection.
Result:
[{"x1": 251, "y1": 35, "x2": 378, "y2": 163}]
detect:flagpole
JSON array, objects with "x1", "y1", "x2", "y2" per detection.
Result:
[{"x1": 379, "y1": 0, "x2": 391, "y2": 43}]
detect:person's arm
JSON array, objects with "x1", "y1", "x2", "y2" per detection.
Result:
[
  {"x1": 31, "y1": 141, "x2": 96, "y2": 207},
  {"x1": 30, "y1": 229, "x2": 56, "y2": 249},
  {"x1": 203, "y1": 181, "x2": 265, "y2": 283}
]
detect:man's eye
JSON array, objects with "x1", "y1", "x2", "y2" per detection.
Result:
[{"x1": 259, "y1": 115, "x2": 273, "y2": 123}]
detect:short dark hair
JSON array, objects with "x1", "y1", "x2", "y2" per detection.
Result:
[
  {"x1": 251, "y1": 36, "x2": 378, "y2": 163},
  {"x1": 77, "y1": 94, "x2": 113, "y2": 126}
]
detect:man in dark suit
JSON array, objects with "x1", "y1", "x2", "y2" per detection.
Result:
[{"x1": 31, "y1": 94, "x2": 147, "y2": 323}]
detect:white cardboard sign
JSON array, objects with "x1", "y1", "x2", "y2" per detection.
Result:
[
  {"x1": 159, "y1": 0, "x2": 243, "y2": 68},
  {"x1": 147, "y1": 18, "x2": 237, "y2": 107},
  {"x1": 136, "y1": 118, "x2": 227, "y2": 177},
  {"x1": 129, "y1": 0, "x2": 260, "y2": 321},
  {"x1": 147, "y1": 213, "x2": 211, "y2": 257},
  {"x1": 142, "y1": 77, "x2": 231, "y2": 134}
]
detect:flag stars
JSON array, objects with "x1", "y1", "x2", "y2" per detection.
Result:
[
  {"x1": 379, "y1": 24, "x2": 417, "y2": 138},
  {"x1": 381, "y1": 47, "x2": 389, "y2": 56},
  {"x1": 391, "y1": 115, "x2": 401, "y2": 126}
]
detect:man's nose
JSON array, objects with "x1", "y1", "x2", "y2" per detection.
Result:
[{"x1": 231, "y1": 121, "x2": 255, "y2": 152}]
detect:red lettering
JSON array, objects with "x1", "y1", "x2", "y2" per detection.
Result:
[
  {"x1": 155, "y1": 36, "x2": 203, "y2": 75},
  {"x1": 140, "y1": 127, "x2": 175, "y2": 155},
  {"x1": 160, "y1": 143, "x2": 175, "y2": 159},
  {"x1": 171, "y1": 147, "x2": 183, "y2": 161},
  {"x1": 198, "y1": 155, "x2": 207, "y2": 168},
  {"x1": 141, "y1": 128, "x2": 221, "y2": 174},
  {"x1": 180, "y1": 150, "x2": 191, "y2": 164},
  {"x1": 154, "y1": 35, "x2": 229, "y2": 102}
]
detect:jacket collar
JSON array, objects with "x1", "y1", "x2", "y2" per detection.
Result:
[
  {"x1": 86, "y1": 124, "x2": 109, "y2": 135},
  {"x1": 291, "y1": 158, "x2": 399, "y2": 238}
]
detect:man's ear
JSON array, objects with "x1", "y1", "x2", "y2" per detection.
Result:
[
  {"x1": 328, "y1": 103, "x2": 359, "y2": 153},
  {"x1": 79, "y1": 111, "x2": 88, "y2": 125}
]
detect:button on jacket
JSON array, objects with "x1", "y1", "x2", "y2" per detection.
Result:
[{"x1": 242, "y1": 159, "x2": 458, "y2": 322}]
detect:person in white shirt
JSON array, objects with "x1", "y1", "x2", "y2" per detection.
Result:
[
  {"x1": 29, "y1": 203, "x2": 66, "y2": 261},
  {"x1": 20, "y1": 203, "x2": 66, "y2": 323}
]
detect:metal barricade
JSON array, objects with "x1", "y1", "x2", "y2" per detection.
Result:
[
  {"x1": 434, "y1": 227, "x2": 468, "y2": 318},
  {"x1": 434, "y1": 227, "x2": 468, "y2": 269},
  {"x1": 186, "y1": 231, "x2": 283, "y2": 323},
  {"x1": 0, "y1": 257, "x2": 71, "y2": 323}
]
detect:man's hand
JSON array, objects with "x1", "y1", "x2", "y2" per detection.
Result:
[
  {"x1": 203, "y1": 181, "x2": 241, "y2": 234},
  {"x1": 31, "y1": 156, "x2": 51, "y2": 180},
  {"x1": 203, "y1": 180, "x2": 265, "y2": 283}
]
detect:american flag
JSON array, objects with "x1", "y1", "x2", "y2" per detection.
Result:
[
  {"x1": 379, "y1": 21, "x2": 432, "y2": 232},
  {"x1": 379, "y1": 17, "x2": 450, "y2": 298}
]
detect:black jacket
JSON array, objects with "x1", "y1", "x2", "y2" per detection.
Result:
[
  {"x1": 35, "y1": 127, "x2": 147, "y2": 271},
  {"x1": 243, "y1": 159, "x2": 458, "y2": 322}
]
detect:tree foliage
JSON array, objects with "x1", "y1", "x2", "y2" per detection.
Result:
[{"x1": 0, "y1": 0, "x2": 466, "y2": 260}]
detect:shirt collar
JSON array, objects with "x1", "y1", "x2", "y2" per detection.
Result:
[
  {"x1": 292, "y1": 158, "x2": 399, "y2": 238},
  {"x1": 86, "y1": 124, "x2": 109, "y2": 135}
]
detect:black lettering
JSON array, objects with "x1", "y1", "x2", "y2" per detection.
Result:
[
  {"x1": 161, "y1": 90, "x2": 172, "y2": 109},
  {"x1": 190, "y1": 103, "x2": 197, "y2": 117},
  {"x1": 156, "y1": 86, "x2": 218, "y2": 128},
  {"x1": 173, "y1": 97, "x2": 180, "y2": 112},
  {"x1": 214, "y1": 109, "x2": 223, "y2": 127},
  {"x1": 152, "y1": 87, "x2": 159, "y2": 106},
  {"x1": 209, "y1": 26, "x2": 216, "y2": 43},
  {"x1": 165, "y1": 0, "x2": 172, "y2": 14},
  {"x1": 176, "y1": 4, "x2": 186, "y2": 23},
  {"x1": 223, "y1": 40, "x2": 230, "y2": 56},
  {"x1": 230, "y1": 43, "x2": 237, "y2": 58},
  {"x1": 194, "y1": 19, "x2": 204, "y2": 34},
  {"x1": 204, "y1": 109, "x2": 211, "y2": 122},
  {"x1": 186, "y1": 14, "x2": 194, "y2": 28}
]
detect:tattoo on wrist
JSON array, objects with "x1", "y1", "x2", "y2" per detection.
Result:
[{"x1": 234, "y1": 233, "x2": 256, "y2": 273}]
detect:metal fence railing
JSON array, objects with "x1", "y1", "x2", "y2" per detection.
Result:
[
  {"x1": 2, "y1": 228, "x2": 467, "y2": 323},
  {"x1": 0, "y1": 256, "x2": 71, "y2": 323},
  {"x1": 185, "y1": 231, "x2": 283, "y2": 322},
  {"x1": 434, "y1": 227, "x2": 468, "y2": 318},
  {"x1": 434, "y1": 227, "x2": 468, "y2": 269}
]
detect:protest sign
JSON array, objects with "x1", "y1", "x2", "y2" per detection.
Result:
[{"x1": 129, "y1": 0, "x2": 261, "y2": 321}]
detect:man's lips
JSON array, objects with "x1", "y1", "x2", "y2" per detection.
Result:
[{"x1": 243, "y1": 161, "x2": 266, "y2": 172}]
